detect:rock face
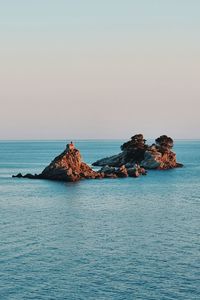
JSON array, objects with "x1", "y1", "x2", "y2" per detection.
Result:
[
  {"x1": 93, "y1": 134, "x2": 183, "y2": 170},
  {"x1": 13, "y1": 145, "x2": 102, "y2": 182}
]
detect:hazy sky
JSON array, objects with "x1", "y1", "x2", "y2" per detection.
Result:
[{"x1": 0, "y1": 0, "x2": 200, "y2": 139}]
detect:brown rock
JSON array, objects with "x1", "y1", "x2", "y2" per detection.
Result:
[
  {"x1": 115, "y1": 165, "x2": 128, "y2": 178},
  {"x1": 13, "y1": 145, "x2": 102, "y2": 182},
  {"x1": 93, "y1": 134, "x2": 183, "y2": 170}
]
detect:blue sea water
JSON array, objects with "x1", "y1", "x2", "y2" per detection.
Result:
[{"x1": 0, "y1": 140, "x2": 199, "y2": 300}]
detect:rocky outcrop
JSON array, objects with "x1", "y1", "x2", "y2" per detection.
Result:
[
  {"x1": 13, "y1": 142, "x2": 147, "y2": 181},
  {"x1": 141, "y1": 135, "x2": 183, "y2": 169},
  {"x1": 40, "y1": 148, "x2": 102, "y2": 181},
  {"x1": 140, "y1": 145, "x2": 180, "y2": 170},
  {"x1": 93, "y1": 134, "x2": 183, "y2": 170},
  {"x1": 98, "y1": 164, "x2": 147, "y2": 178},
  {"x1": 13, "y1": 146, "x2": 102, "y2": 182},
  {"x1": 13, "y1": 135, "x2": 183, "y2": 183},
  {"x1": 93, "y1": 134, "x2": 147, "y2": 167}
]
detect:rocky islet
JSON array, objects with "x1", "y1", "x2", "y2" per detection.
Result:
[
  {"x1": 13, "y1": 135, "x2": 183, "y2": 182},
  {"x1": 93, "y1": 134, "x2": 183, "y2": 170}
]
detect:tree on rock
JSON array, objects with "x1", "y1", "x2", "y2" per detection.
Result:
[
  {"x1": 121, "y1": 134, "x2": 147, "y2": 151},
  {"x1": 155, "y1": 135, "x2": 174, "y2": 153}
]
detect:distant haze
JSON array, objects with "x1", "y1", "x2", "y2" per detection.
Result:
[{"x1": 0, "y1": 0, "x2": 200, "y2": 139}]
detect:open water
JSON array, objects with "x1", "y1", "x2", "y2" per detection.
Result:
[{"x1": 0, "y1": 140, "x2": 199, "y2": 300}]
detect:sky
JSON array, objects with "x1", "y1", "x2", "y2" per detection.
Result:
[{"x1": 0, "y1": 0, "x2": 200, "y2": 139}]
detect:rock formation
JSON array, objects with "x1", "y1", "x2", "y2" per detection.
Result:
[
  {"x1": 13, "y1": 135, "x2": 183, "y2": 183},
  {"x1": 99, "y1": 164, "x2": 147, "y2": 178},
  {"x1": 13, "y1": 144, "x2": 102, "y2": 182},
  {"x1": 13, "y1": 142, "x2": 147, "y2": 181},
  {"x1": 93, "y1": 134, "x2": 183, "y2": 170}
]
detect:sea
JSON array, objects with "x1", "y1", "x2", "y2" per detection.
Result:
[{"x1": 0, "y1": 140, "x2": 199, "y2": 300}]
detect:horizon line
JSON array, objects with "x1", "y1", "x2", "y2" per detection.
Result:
[{"x1": 0, "y1": 138, "x2": 200, "y2": 142}]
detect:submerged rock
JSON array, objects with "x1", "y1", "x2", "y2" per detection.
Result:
[{"x1": 93, "y1": 134, "x2": 183, "y2": 170}]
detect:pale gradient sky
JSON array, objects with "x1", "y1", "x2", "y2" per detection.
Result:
[{"x1": 0, "y1": 0, "x2": 200, "y2": 139}]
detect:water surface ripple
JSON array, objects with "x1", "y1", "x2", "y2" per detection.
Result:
[{"x1": 0, "y1": 140, "x2": 199, "y2": 299}]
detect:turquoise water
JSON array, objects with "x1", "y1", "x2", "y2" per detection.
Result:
[{"x1": 0, "y1": 140, "x2": 199, "y2": 300}]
